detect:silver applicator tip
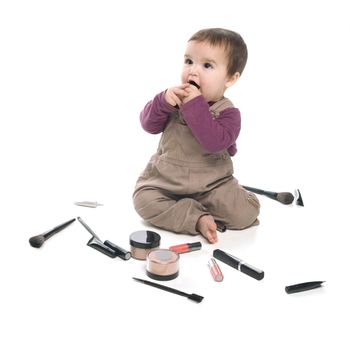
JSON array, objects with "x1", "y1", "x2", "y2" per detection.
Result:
[{"x1": 74, "y1": 201, "x2": 103, "y2": 208}]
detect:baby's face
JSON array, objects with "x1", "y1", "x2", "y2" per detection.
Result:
[{"x1": 181, "y1": 40, "x2": 235, "y2": 102}]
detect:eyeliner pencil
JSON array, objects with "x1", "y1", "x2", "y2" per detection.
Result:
[{"x1": 132, "y1": 277, "x2": 204, "y2": 303}]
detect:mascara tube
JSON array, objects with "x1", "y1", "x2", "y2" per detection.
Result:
[{"x1": 213, "y1": 249, "x2": 264, "y2": 281}]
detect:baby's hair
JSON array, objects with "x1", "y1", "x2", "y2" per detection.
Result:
[{"x1": 188, "y1": 28, "x2": 248, "y2": 76}]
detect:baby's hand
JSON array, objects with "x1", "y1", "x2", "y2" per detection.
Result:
[
  {"x1": 182, "y1": 83, "x2": 201, "y2": 104},
  {"x1": 165, "y1": 84, "x2": 190, "y2": 107}
]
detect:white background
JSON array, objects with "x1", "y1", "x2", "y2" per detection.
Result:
[{"x1": 1, "y1": 0, "x2": 349, "y2": 349}]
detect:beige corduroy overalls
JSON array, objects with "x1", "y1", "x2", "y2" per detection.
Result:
[{"x1": 133, "y1": 97, "x2": 260, "y2": 235}]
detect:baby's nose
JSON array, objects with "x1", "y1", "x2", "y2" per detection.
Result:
[{"x1": 189, "y1": 64, "x2": 199, "y2": 75}]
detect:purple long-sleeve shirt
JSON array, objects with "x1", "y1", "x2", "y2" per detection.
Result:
[{"x1": 140, "y1": 91, "x2": 241, "y2": 156}]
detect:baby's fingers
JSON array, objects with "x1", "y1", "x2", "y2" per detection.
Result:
[
  {"x1": 172, "y1": 94, "x2": 182, "y2": 107},
  {"x1": 173, "y1": 87, "x2": 189, "y2": 97}
]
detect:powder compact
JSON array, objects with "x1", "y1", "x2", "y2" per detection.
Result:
[
  {"x1": 146, "y1": 249, "x2": 180, "y2": 281},
  {"x1": 129, "y1": 230, "x2": 161, "y2": 260}
]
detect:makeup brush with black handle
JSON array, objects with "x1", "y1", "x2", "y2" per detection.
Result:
[
  {"x1": 29, "y1": 218, "x2": 76, "y2": 248},
  {"x1": 243, "y1": 185, "x2": 294, "y2": 205}
]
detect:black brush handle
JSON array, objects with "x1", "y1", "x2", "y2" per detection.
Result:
[
  {"x1": 42, "y1": 218, "x2": 76, "y2": 240},
  {"x1": 243, "y1": 185, "x2": 278, "y2": 200},
  {"x1": 242, "y1": 185, "x2": 265, "y2": 195},
  {"x1": 140, "y1": 278, "x2": 187, "y2": 297}
]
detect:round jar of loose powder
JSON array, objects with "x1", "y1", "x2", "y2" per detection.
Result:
[
  {"x1": 129, "y1": 230, "x2": 161, "y2": 260},
  {"x1": 146, "y1": 249, "x2": 180, "y2": 280}
]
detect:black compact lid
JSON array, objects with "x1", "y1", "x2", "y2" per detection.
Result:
[{"x1": 129, "y1": 230, "x2": 161, "y2": 249}]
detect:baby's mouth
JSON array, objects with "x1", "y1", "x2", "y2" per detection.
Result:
[{"x1": 188, "y1": 80, "x2": 200, "y2": 89}]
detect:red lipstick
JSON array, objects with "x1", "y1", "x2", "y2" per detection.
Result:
[{"x1": 169, "y1": 242, "x2": 202, "y2": 254}]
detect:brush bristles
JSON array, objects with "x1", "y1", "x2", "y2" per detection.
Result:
[
  {"x1": 29, "y1": 235, "x2": 45, "y2": 248},
  {"x1": 276, "y1": 192, "x2": 294, "y2": 205},
  {"x1": 296, "y1": 189, "x2": 304, "y2": 206},
  {"x1": 188, "y1": 293, "x2": 204, "y2": 303}
]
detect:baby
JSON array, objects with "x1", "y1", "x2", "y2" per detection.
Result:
[{"x1": 133, "y1": 28, "x2": 260, "y2": 243}]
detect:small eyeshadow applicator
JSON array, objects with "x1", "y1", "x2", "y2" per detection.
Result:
[{"x1": 132, "y1": 277, "x2": 204, "y2": 303}]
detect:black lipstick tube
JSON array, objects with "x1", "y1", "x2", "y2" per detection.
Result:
[{"x1": 213, "y1": 249, "x2": 264, "y2": 281}]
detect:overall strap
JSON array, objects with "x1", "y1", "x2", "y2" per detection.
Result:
[{"x1": 209, "y1": 97, "x2": 234, "y2": 118}]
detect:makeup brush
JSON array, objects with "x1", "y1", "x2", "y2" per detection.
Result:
[
  {"x1": 29, "y1": 218, "x2": 76, "y2": 248},
  {"x1": 243, "y1": 185, "x2": 294, "y2": 205},
  {"x1": 132, "y1": 277, "x2": 204, "y2": 303}
]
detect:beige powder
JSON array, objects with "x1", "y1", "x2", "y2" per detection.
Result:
[
  {"x1": 146, "y1": 249, "x2": 179, "y2": 280},
  {"x1": 129, "y1": 230, "x2": 161, "y2": 260},
  {"x1": 131, "y1": 246, "x2": 157, "y2": 260}
]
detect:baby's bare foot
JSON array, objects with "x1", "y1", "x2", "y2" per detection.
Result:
[{"x1": 196, "y1": 215, "x2": 218, "y2": 244}]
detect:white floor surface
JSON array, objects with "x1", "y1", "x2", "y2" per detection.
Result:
[{"x1": 1, "y1": 1, "x2": 350, "y2": 349}]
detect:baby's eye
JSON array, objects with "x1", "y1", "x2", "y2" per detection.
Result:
[
  {"x1": 185, "y1": 58, "x2": 193, "y2": 65},
  {"x1": 204, "y1": 62, "x2": 213, "y2": 69}
]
